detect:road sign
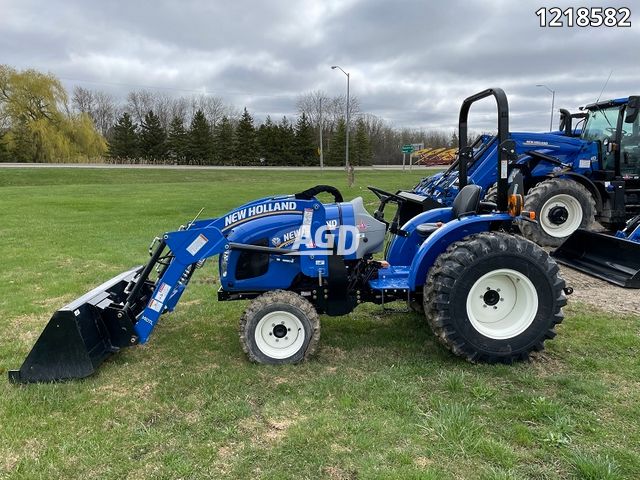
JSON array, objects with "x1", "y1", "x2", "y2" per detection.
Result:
[
  {"x1": 401, "y1": 144, "x2": 414, "y2": 154},
  {"x1": 411, "y1": 143, "x2": 424, "y2": 152}
]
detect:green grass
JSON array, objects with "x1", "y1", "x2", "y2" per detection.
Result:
[{"x1": 1, "y1": 167, "x2": 639, "y2": 479}]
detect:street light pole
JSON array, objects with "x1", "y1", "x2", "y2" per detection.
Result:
[
  {"x1": 331, "y1": 65, "x2": 350, "y2": 170},
  {"x1": 536, "y1": 84, "x2": 556, "y2": 131}
]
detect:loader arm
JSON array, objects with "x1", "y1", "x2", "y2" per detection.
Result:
[{"x1": 133, "y1": 224, "x2": 228, "y2": 343}]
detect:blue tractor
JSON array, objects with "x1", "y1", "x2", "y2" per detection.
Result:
[
  {"x1": 10, "y1": 88, "x2": 570, "y2": 383},
  {"x1": 411, "y1": 94, "x2": 640, "y2": 248}
]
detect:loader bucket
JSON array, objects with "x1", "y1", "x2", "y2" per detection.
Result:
[
  {"x1": 552, "y1": 229, "x2": 640, "y2": 289},
  {"x1": 8, "y1": 266, "x2": 151, "y2": 383}
]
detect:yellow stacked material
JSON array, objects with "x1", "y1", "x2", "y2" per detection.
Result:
[{"x1": 414, "y1": 147, "x2": 457, "y2": 166}]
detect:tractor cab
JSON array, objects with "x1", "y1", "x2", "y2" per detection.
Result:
[
  {"x1": 581, "y1": 97, "x2": 640, "y2": 177},
  {"x1": 578, "y1": 96, "x2": 640, "y2": 223}
]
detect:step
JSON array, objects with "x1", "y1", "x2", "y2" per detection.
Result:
[{"x1": 368, "y1": 266, "x2": 411, "y2": 291}]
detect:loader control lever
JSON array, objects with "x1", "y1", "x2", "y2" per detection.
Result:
[{"x1": 367, "y1": 186, "x2": 405, "y2": 203}]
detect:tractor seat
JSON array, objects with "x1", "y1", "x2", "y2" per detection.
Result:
[{"x1": 416, "y1": 185, "x2": 483, "y2": 238}]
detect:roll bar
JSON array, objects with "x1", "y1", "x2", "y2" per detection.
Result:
[{"x1": 458, "y1": 88, "x2": 510, "y2": 211}]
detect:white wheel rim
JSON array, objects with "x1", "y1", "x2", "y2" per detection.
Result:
[
  {"x1": 466, "y1": 269, "x2": 538, "y2": 340},
  {"x1": 254, "y1": 311, "x2": 305, "y2": 359},
  {"x1": 539, "y1": 194, "x2": 583, "y2": 238}
]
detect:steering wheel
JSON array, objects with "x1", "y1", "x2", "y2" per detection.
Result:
[
  {"x1": 367, "y1": 186, "x2": 405, "y2": 203},
  {"x1": 606, "y1": 127, "x2": 628, "y2": 136},
  {"x1": 295, "y1": 185, "x2": 344, "y2": 203}
]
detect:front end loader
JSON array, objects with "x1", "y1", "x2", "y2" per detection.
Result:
[
  {"x1": 10, "y1": 88, "x2": 570, "y2": 383},
  {"x1": 552, "y1": 214, "x2": 640, "y2": 288}
]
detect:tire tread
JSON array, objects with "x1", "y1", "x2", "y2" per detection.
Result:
[
  {"x1": 239, "y1": 290, "x2": 320, "y2": 364},
  {"x1": 423, "y1": 232, "x2": 566, "y2": 363}
]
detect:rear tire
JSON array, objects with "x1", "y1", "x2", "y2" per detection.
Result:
[
  {"x1": 240, "y1": 290, "x2": 320, "y2": 364},
  {"x1": 423, "y1": 232, "x2": 566, "y2": 363},
  {"x1": 520, "y1": 179, "x2": 596, "y2": 247},
  {"x1": 483, "y1": 183, "x2": 498, "y2": 203}
]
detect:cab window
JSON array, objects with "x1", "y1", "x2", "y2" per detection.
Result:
[
  {"x1": 620, "y1": 109, "x2": 640, "y2": 176},
  {"x1": 582, "y1": 106, "x2": 621, "y2": 170}
]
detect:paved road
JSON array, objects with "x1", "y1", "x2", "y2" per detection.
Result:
[{"x1": 0, "y1": 163, "x2": 443, "y2": 171}]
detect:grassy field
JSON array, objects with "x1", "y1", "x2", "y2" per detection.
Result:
[{"x1": 0, "y1": 168, "x2": 638, "y2": 479}]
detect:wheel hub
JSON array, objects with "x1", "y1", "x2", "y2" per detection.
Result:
[
  {"x1": 272, "y1": 324, "x2": 288, "y2": 338},
  {"x1": 547, "y1": 205, "x2": 568, "y2": 225},
  {"x1": 483, "y1": 289, "x2": 501, "y2": 306},
  {"x1": 539, "y1": 194, "x2": 584, "y2": 238}
]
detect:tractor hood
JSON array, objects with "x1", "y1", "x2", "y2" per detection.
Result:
[{"x1": 221, "y1": 195, "x2": 385, "y2": 259}]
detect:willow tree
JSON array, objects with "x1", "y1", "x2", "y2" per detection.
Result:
[{"x1": 0, "y1": 65, "x2": 105, "y2": 162}]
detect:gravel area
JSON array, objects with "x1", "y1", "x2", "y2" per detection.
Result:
[{"x1": 560, "y1": 265, "x2": 640, "y2": 317}]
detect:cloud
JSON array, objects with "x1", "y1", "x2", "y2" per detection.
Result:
[{"x1": 0, "y1": 0, "x2": 637, "y2": 131}]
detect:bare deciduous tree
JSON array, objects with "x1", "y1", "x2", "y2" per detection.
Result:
[
  {"x1": 126, "y1": 90, "x2": 155, "y2": 125},
  {"x1": 190, "y1": 95, "x2": 228, "y2": 127},
  {"x1": 72, "y1": 86, "x2": 94, "y2": 114},
  {"x1": 92, "y1": 91, "x2": 116, "y2": 137}
]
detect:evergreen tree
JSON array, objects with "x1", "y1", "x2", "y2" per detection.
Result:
[
  {"x1": 352, "y1": 118, "x2": 373, "y2": 166},
  {"x1": 188, "y1": 109, "x2": 213, "y2": 164},
  {"x1": 294, "y1": 112, "x2": 316, "y2": 165},
  {"x1": 449, "y1": 131, "x2": 459, "y2": 148},
  {"x1": 108, "y1": 112, "x2": 138, "y2": 160},
  {"x1": 275, "y1": 116, "x2": 295, "y2": 166},
  {"x1": 327, "y1": 118, "x2": 347, "y2": 166},
  {"x1": 233, "y1": 107, "x2": 257, "y2": 165},
  {"x1": 166, "y1": 116, "x2": 188, "y2": 164},
  {"x1": 257, "y1": 116, "x2": 278, "y2": 165},
  {"x1": 139, "y1": 110, "x2": 167, "y2": 160},
  {"x1": 213, "y1": 116, "x2": 234, "y2": 165}
]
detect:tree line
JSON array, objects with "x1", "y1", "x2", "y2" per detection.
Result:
[
  {"x1": 0, "y1": 65, "x2": 457, "y2": 165},
  {"x1": 107, "y1": 107, "x2": 373, "y2": 166}
]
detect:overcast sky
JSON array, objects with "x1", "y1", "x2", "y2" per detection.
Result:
[{"x1": 1, "y1": 0, "x2": 637, "y2": 131}]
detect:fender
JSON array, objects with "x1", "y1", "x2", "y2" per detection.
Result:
[
  {"x1": 546, "y1": 171, "x2": 603, "y2": 212},
  {"x1": 386, "y1": 207, "x2": 452, "y2": 266},
  {"x1": 406, "y1": 213, "x2": 513, "y2": 290}
]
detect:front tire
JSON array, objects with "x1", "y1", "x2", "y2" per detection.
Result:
[
  {"x1": 423, "y1": 232, "x2": 566, "y2": 363},
  {"x1": 520, "y1": 179, "x2": 596, "y2": 247},
  {"x1": 240, "y1": 290, "x2": 320, "y2": 364}
]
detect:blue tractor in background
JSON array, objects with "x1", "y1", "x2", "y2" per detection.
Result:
[
  {"x1": 10, "y1": 88, "x2": 570, "y2": 383},
  {"x1": 411, "y1": 95, "x2": 640, "y2": 248}
]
